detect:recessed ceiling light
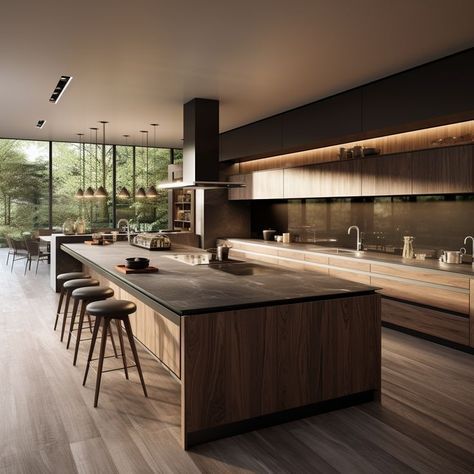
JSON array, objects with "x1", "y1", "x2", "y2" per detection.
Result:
[
  {"x1": 36, "y1": 119, "x2": 46, "y2": 128},
  {"x1": 49, "y1": 75, "x2": 72, "y2": 104}
]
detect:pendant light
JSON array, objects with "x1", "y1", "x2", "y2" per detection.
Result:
[
  {"x1": 84, "y1": 128, "x2": 96, "y2": 198},
  {"x1": 94, "y1": 121, "x2": 108, "y2": 198},
  {"x1": 146, "y1": 123, "x2": 159, "y2": 198},
  {"x1": 136, "y1": 130, "x2": 147, "y2": 199},
  {"x1": 75, "y1": 133, "x2": 85, "y2": 198},
  {"x1": 117, "y1": 134, "x2": 131, "y2": 199}
]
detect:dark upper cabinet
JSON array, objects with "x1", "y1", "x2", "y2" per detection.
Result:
[
  {"x1": 282, "y1": 89, "x2": 362, "y2": 151},
  {"x1": 219, "y1": 116, "x2": 283, "y2": 162},
  {"x1": 362, "y1": 49, "x2": 474, "y2": 134}
]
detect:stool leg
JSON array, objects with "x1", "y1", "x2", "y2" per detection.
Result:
[
  {"x1": 83, "y1": 316, "x2": 101, "y2": 386},
  {"x1": 94, "y1": 317, "x2": 110, "y2": 407},
  {"x1": 66, "y1": 298, "x2": 80, "y2": 349},
  {"x1": 115, "y1": 320, "x2": 129, "y2": 380},
  {"x1": 87, "y1": 314, "x2": 93, "y2": 332},
  {"x1": 73, "y1": 301, "x2": 87, "y2": 366},
  {"x1": 60, "y1": 292, "x2": 72, "y2": 342},
  {"x1": 108, "y1": 325, "x2": 118, "y2": 358},
  {"x1": 54, "y1": 289, "x2": 65, "y2": 330},
  {"x1": 123, "y1": 316, "x2": 148, "y2": 397}
]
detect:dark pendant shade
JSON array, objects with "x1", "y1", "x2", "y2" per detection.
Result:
[
  {"x1": 146, "y1": 185, "x2": 158, "y2": 198},
  {"x1": 84, "y1": 187, "x2": 95, "y2": 198},
  {"x1": 94, "y1": 186, "x2": 108, "y2": 198},
  {"x1": 136, "y1": 187, "x2": 146, "y2": 199},
  {"x1": 117, "y1": 187, "x2": 131, "y2": 199},
  {"x1": 75, "y1": 188, "x2": 84, "y2": 199}
]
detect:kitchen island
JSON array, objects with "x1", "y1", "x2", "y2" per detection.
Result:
[{"x1": 61, "y1": 242, "x2": 381, "y2": 449}]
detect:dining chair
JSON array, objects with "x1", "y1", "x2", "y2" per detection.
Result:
[
  {"x1": 10, "y1": 239, "x2": 28, "y2": 272},
  {"x1": 5, "y1": 235, "x2": 15, "y2": 265},
  {"x1": 24, "y1": 238, "x2": 50, "y2": 275}
]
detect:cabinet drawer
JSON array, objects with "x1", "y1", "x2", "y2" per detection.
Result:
[
  {"x1": 370, "y1": 263, "x2": 470, "y2": 289},
  {"x1": 382, "y1": 298, "x2": 469, "y2": 345},
  {"x1": 277, "y1": 249, "x2": 305, "y2": 261},
  {"x1": 304, "y1": 253, "x2": 329, "y2": 265},
  {"x1": 329, "y1": 268, "x2": 371, "y2": 285},
  {"x1": 328, "y1": 257, "x2": 370, "y2": 272},
  {"x1": 304, "y1": 263, "x2": 329, "y2": 275},
  {"x1": 371, "y1": 276, "x2": 469, "y2": 314}
]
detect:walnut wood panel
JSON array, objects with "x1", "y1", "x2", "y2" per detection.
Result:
[
  {"x1": 228, "y1": 174, "x2": 253, "y2": 200},
  {"x1": 470, "y1": 280, "x2": 474, "y2": 348},
  {"x1": 371, "y1": 276, "x2": 469, "y2": 315},
  {"x1": 277, "y1": 258, "x2": 305, "y2": 271},
  {"x1": 303, "y1": 263, "x2": 329, "y2": 275},
  {"x1": 283, "y1": 165, "x2": 321, "y2": 198},
  {"x1": 328, "y1": 257, "x2": 370, "y2": 272},
  {"x1": 252, "y1": 169, "x2": 284, "y2": 199},
  {"x1": 370, "y1": 263, "x2": 471, "y2": 289},
  {"x1": 361, "y1": 153, "x2": 413, "y2": 196},
  {"x1": 412, "y1": 145, "x2": 474, "y2": 194},
  {"x1": 319, "y1": 160, "x2": 361, "y2": 197},
  {"x1": 304, "y1": 253, "x2": 329, "y2": 265},
  {"x1": 229, "y1": 248, "x2": 278, "y2": 265},
  {"x1": 277, "y1": 249, "x2": 305, "y2": 261},
  {"x1": 382, "y1": 298, "x2": 470, "y2": 345},
  {"x1": 329, "y1": 268, "x2": 371, "y2": 285},
  {"x1": 181, "y1": 295, "x2": 381, "y2": 447}
]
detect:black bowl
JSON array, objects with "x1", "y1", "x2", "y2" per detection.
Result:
[{"x1": 125, "y1": 257, "x2": 150, "y2": 269}]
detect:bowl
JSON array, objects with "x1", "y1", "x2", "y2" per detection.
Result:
[{"x1": 125, "y1": 257, "x2": 150, "y2": 269}]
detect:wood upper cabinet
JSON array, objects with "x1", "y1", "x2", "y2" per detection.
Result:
[
  {"x1": 282, "y1": 90, "x2": 362, "y2": 151},
  {"x1": 283, "y1": 164, "x2": 321, "y2": 198},
  {"x1": 320, "y1": 160, "x2": 362, "y2": 197},
  {"x1": 228, "y1": 174, "x2": 253, "y2": 200},
  {"x1": 411, "y1": 144, "x2": 474, "y2": 194},
  {"x1": 361, "y1": 153, "x2": 413, "y2": 196},
  {"x1": 252, "y1": 169, "x2": 284, "y2": 199},
  {"x1": 362, "y1": 49, "x2": 474, "y2": 134},
  {"x1": 219, "y1": 116, "x2": 283, "y2": 162}
]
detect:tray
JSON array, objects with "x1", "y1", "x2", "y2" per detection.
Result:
[
  {"x1": 84, "y1": 240, "x2": 113, "y2": 246},
  {"x1": 130, "y1": 242, "x2": 171, "y2": 251},
  {"x1": 115, "y1": 264, "x2": 159, "y2": 274}
]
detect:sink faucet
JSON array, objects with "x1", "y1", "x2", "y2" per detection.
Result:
[
  {"x1": 347, "y1": 225, "x2": 362, "y2": 251},
  {"x1": 464, "y1": 235, "x2": 474, "y2": 256},
  {"x1": 117, "y1": 218, "x2": 131, "y2": 243}
]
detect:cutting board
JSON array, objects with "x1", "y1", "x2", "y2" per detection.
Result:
[{"x1": 115, "y1": 265, "x2": 159, "y2": 274}]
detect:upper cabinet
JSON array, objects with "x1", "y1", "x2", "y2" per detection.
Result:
[
  {"x1": 282, "y1": 90, "x2": 362, "y2": 151},
  {"x1": 362, "y1": 49, "x2": 474, "y2": 134},
  {"x1": 361, "y1": 153, "x2": 413, "y2": 196},
  {"x1": 411, "y1": 145, "x2": 473, "y2": 194},
  {"x1": 319, "y1": 160, "x2": 361, "y2": 197},
  {"x1": 220, "y1": 116, "x2": 283, "y2": 162}
]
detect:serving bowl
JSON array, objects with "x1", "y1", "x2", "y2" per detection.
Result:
[{"x1": 125, "y1": 257, "x2": 150, "y2": 269}]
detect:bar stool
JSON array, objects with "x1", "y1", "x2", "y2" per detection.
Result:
[
  {"x1": 59, "y1": 278, "x2": 99, "y2": 342},
  {"x1": 54, "y1": 272, "x2": 90, "y2": 331},
  {"x1": 67, "y1": 286, "x2": 115, "y2": 366},
  {"x1": 83, "y1": 299, "x2": 148, "y2": 407}
]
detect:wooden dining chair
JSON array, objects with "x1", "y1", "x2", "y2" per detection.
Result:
[
  {"x1": 10, "y1": 239, "x2": 28, "y2": 272},
  {"x1": 24, "y1": 238, "x2": 50, "y2": 275}
]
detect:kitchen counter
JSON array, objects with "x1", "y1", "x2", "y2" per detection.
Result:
[
  {"x1": 60, "y1": 241, "x2": 381, "y2": 448},
  {"x1": 225, "y1": 238, "x2": 474, "y2": 276},
  {"x1": 61, "y1": 242, "x2": 377, "y2": 316}
]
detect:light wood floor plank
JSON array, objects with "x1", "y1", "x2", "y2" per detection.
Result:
[{"x1": 0, "y1": 249, "x2": 473, "y2": 473}]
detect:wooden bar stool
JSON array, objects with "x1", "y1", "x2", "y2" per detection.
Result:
[
  {"x1": 83, "y1": 299, "x2": 148, "y2": 407},
  {"x1": 54, "y1": 272, "x2": 90, "y2": 331},
  {"x1": 59, "y1": 278, "x2": 99, "y2": 342},
  {"x1": 67, "y1": 286, "x2": 115, "y2": 366}
]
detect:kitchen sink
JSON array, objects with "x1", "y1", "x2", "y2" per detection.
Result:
[{"x1": 315, "y1": 248, "x2": 365, "y2": 256}]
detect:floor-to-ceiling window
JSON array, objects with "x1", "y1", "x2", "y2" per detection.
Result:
[
  {"x1": 0, "y1": 139, "x2": 49, "y2": 237},
  {"x1": 0, "y1": 137, "x2": 177, "y2": 242}
]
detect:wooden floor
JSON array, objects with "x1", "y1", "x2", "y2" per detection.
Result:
[{"x1": 1, "y1": 250, "x2": 473, "y2": 474}]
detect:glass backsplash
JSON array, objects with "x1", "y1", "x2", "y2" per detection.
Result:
[{"x1": 250, "y1": 195, "x2": 474, "y2": 257}]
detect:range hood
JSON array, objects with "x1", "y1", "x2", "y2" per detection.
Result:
[{"x1": 159, "y1": 98, "x2": 244, "y2": 190}]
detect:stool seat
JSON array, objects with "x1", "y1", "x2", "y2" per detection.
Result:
[
  {"x1": 72, "y1": 286, "x2": 114, "y2": 300},
  {"x1": 64, "y1": 278, "x2": 100, "y2": 290},
  {"x1": 57, "y1": 272, "x2": 90, "y2": 281},
  {"x1": 86, "y1": 300, "x2": 136, "y2": 318}
]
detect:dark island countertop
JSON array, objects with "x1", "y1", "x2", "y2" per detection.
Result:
[{"x1": 61, "y1": 242, "x2": 378, "y2": 318}]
